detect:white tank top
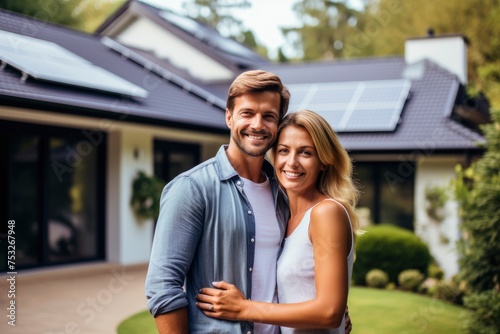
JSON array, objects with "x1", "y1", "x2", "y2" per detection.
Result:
[
  {"x1": 276, "y1": 198, "x2": 354, "y2": 334},
  {"x1": 242, "y1": 176, "x2": 281, "y2": 334}
]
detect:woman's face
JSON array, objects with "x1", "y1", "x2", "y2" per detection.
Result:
[{"x1": 274, "y1": 125, "x2": 325, "y2": 195}]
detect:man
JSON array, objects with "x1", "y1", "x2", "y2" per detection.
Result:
[{"x1": 145, "y1": 70, "x2": 351, "y2": 333}]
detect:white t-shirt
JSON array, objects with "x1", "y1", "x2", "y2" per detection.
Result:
[
  {"x1": 277, "y1": 198, "x2": 354, "y2": 334},
  {"x1": 242, "y1": 176, "x2": 281, "y2": 334}
]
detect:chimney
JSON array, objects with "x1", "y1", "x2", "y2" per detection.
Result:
[{"x1": 404, "y1": 30, "x2": 468, "y2": 84}]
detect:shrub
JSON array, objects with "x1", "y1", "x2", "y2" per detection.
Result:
[
  {"x1": 419, "y1": 277, "x2": 439, "y2": 296},
  {"x1": 365, "y1": 269, "x2": 389, "y2": 289},
  {"x1": 434, "y1": 280, "x2": 465, "y2": 305},
  {"x1": 353, "y1": 224, "x2": 431, "y2": 285},
  {"x1": 453, "y1": 109, "x2": 500, "y2": 334},
  {"x1": 428, "y1": 263, "x2": 445, "y2": 280},
  {"x1": 463, "y1": 290, "x2": 500, "y2": 334},
  {"x1": 398, "y1": 269, "x2": 424, "y2": 291}
]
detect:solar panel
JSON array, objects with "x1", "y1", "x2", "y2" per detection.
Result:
[
  {"x1": 159, "y1": 10, "x2": 259, "y2": 60},
  {"x1": 0, "y1": 30, "x2": 148, "y2": 99},
  {"x1": 287, "y1": 79, "x2": 411, "y2": 132}
]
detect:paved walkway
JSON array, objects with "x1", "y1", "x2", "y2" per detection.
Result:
[{"x1": 0, "y1": 262, "x2": 150, "y2": 334}]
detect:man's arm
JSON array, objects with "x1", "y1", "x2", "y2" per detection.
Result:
[
  {"x1": 146, "y1": 176, "x2": 205, "y2": 330},
  {"x1": 155, "y1": 307, "x2": 189, "y2": 334}
]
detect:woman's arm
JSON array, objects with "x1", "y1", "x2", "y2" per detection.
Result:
[{"x1": 196, "y1": 201, "x2": 352, "y2": 329}]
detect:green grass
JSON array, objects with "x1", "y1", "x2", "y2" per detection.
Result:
[
  {"x1": 348, "y1": 287, "x2": 469, "y2": 333},
  {"x1": 117, "y1": 309, "x2": 157, "y2": 334},
  {"x1": 117, "y1": 287, "x2": 470, "y2": 334}
]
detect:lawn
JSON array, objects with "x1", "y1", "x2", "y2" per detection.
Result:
[{"x1": 117, "y1": 287, "x2": 469, "y2": 333}]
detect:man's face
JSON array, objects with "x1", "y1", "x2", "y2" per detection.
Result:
[{"x1": 226, "y1": 91, "x2": 281, "y2": 157}]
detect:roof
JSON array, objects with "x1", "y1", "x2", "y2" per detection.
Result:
[
  {"x1": 0, "y1": 2, "x2": 486, "y2": 153},
  {"x1": 97, "y1": 0, "x2": 268, "y2": 73},
  {"x1": 0, "y1": 8, "x2": 228, "y2": 133},
  {"x1": 259, "y1": 58, "x2": 485, "y2": 151}
]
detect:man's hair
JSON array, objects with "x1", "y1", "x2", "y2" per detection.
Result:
[{"x1": 226, "y1": 70, "x2": 290, "y2": 119}]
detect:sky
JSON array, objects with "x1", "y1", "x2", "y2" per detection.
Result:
[{"x1": 141, "y1": 0, "x2": 363, "y2": 59}]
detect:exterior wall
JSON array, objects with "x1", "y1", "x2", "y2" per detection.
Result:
[
  {"x1": 115, "y1": 17, "x2": 234, "y2": 82},
  {"x1": 0, "y1": 106, "x2": 228, "y2": 265},
  {"x1": 414, "y1": 156, "x2": 464, "y2": 278}
]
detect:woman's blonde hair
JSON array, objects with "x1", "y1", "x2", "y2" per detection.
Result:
[{"x1": 271, "y1": 109, "x2": 362, "y2": 241}]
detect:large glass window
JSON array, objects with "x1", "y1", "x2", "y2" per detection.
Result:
[
  {"x1": 0, "y1": 121, "x2": 105, "y2": 271},
  {"x1": 154, "y1": 140, "x2": 200, "y2": 184},
  {"x1": 354, "y1": 162, "x2": 415, "y2": 230}
]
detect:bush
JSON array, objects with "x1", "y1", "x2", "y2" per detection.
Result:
[
  {"x1": 398, "y1": 269, "x2": 424, "y2": 291},
  {"x1": 453, "y1": 109, "x2": 500, "y2": 334},
  {"x1": 428, "y1": 263, "x2": 445, "y2": 280},
  {"x1": 353, "y1": 224, "x2": 431, "y2": 285},
  {"x1": 365, "y1": 269, "x2": 389, "y2": 289},
  {"x1": 419, "y1": 277, "x2": 439, "y2": 296},
  {"x1": 463, "y1": 290, "x2": 500, "y2": 334},
  {"x1": 434, "y1": 280, "x2": 465, "y2": 305}
]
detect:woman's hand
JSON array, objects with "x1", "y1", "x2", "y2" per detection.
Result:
[{"x1": 196, "y1": 281, "x2": 250, "y2": 321}]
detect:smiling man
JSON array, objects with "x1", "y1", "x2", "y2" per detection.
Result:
[{"x1": 145, "y1": 70, "x2": 291, "y2": 334}]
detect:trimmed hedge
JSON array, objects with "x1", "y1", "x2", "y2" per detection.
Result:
[{"x1": 353, "y1": 224, "x2": 431, "y2": 285}]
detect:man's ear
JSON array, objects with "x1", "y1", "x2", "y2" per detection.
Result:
[{"x1": 225, "y1": 108, "x2": 232, "y2": 128}]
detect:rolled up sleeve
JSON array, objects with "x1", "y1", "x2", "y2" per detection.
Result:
[{"x1": 145, "y1": 176, "x2": 205, "y2": 317}]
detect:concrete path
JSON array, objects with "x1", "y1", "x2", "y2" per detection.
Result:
[{"x1": 0, "y1": 262, "x2": 150, "y2": 334}]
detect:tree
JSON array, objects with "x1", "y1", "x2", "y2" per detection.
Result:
[
  {"x1": 351, "y1": 0, "x2": 500, "y2": 109},
  {"x1": 0, "y1": 0, "x2": 125, "y2": 33},
  {"x1": 181, "y1": 0, "x2": 259, "y2": 51},
  {"x1": 284, "y1": 0, "x2": 362, "y2": 61},
  {"x1": 454, "y1": 108, "x2": 500, "y2": 333}
]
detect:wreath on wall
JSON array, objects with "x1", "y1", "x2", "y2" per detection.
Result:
[{"x1": 130, "y1": 171, "x2": 164, "y2": 221}]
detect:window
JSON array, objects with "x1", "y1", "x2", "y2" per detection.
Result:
[
  {"x1": 154, "y1": 140, "x2": 200, "y2": 184},
  {"x1": 354, "y1": 162, "x2": 415, "y2": 230},
  {"x1": 0, "y1": 121, "x2": 106, "y2": 270}
]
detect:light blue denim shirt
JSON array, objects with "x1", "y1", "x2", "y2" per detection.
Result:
[{"x1": 146, "y1": 145, "x2": 289, "y2": 334}]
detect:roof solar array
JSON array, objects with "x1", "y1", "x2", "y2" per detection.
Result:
[
  {"x1": 0, "y1": 30, "x2": 148, "y2": 98},
  {"x1": 287, "y1": 79, "x2": 411, "y2": 132},
  {"x1": 159, "y1": 10, "x2": 259, "y2": 60}
]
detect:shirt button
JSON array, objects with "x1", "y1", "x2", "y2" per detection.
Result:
[
  {"x1": 247, "y1": 331, "x2": 252, "y2": 334},
  {"x1": 247, "y1": 210, "x2": 252, "y2": 215},
  {"x1": 250, "y1": 237, "x2": 255, "y2": 243},
  {"x1": 237, "y1": 180, "x2": 242, "y2": 186},
  {"x1": 249, "y1": 267, "x2": 253, "y2": 272}
]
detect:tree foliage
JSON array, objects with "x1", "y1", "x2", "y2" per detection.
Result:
[
  {"x1": 454, "y1": 108, "x2": 500, "y2": 333},
  {"x1": 283, "y1": 0, "x2": 363, "y2": 61},
  {"x1": 283, "y1": 0, "x2": 500, "y2": 108},
  {"x1": 181, "y1": 0, "x2": 262, "y2": 52},
  {"x1": 0, "y1": 0, "x2": 125, "y2": 33}
]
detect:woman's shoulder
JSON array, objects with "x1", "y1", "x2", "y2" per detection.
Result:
[
  {"x1": 310, "y1": 198, "x2": 350, "y2": 229},
  {"x1": 311, "y1": 198, "x2": 348, "y2": 215}
]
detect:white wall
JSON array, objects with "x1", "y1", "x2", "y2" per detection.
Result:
[{"x1": 414, "y1": 157, "x2": 463, "y2": 278}]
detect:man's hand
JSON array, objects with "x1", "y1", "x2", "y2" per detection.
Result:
[{"x1": 345, "y1": 306, "x2": 352, "y2": 334}]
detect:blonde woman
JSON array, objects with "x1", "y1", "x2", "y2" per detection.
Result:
[{"x1": 197, "y1": 110, "x2": 361, "y2": 333}]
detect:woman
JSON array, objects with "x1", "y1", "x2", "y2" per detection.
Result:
[{"x1": 196, "y1": 110, "x2": 361, "y2": 333}]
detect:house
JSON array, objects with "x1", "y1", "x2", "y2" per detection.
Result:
[
  {"x1": 0, "y1": 0, "x2": 489, "y2": 278},
  {"x1": 0, "y1": 5, "x2": 232, "y2": 271}
]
